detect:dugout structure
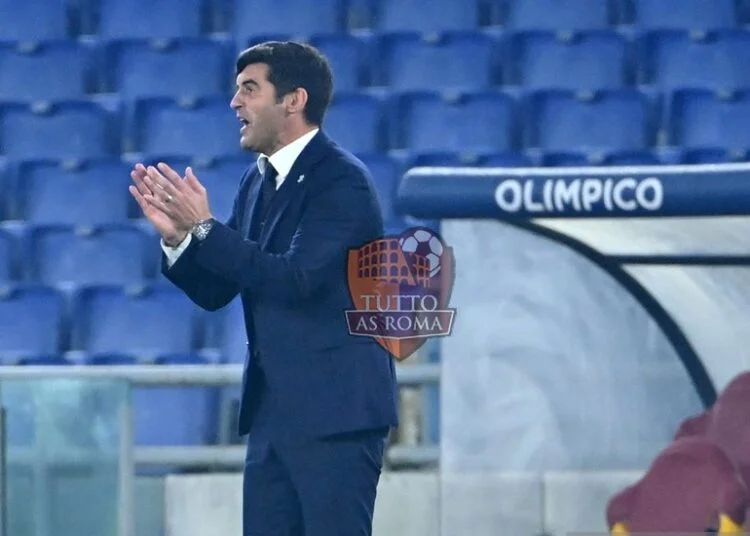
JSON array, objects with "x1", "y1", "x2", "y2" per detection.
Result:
[{"x1": 398, "y1": 162, "x2": 750, "y2": 475}]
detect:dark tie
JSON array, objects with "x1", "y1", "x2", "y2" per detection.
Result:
[{"x1": 260, "y1": 161, "x2": 278, "y2": 218}]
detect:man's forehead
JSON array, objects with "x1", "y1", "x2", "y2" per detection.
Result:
[{"x1": 236, "y1": 63, "x2": 268, "y2": 84}]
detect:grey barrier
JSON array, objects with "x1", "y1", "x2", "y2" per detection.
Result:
[{"x1": 0, "y1": 362, "x2": 440, "y2": 536}]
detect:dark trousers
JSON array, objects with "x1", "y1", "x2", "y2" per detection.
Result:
[{"x1": 242, "y1": 427, "x2": 388, "y2": 536}]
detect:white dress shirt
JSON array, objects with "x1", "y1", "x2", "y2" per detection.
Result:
[{"x1": 161, "y1": 128, "x2": 319, "y2": 267}]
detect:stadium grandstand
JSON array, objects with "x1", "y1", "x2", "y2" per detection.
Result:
[{"x1": 3, "y1": 0, "x2": 750, "y2": 535}]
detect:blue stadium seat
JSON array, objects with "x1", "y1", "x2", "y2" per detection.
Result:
[
  {"x1": 233, "y1": 0, "x2": 343, "y2": 44},
  {"x1": 682, "y1": 147, "x2": 745, "y2": 163},
  {"x1": 410, "y1": 152, "x2": 472, "y2": 166},
  {"x1": 396, "y1": 90, "x2": 517, "y2": 155},
  {"x1": 96, "y1": 0, "x2": 204, "y2": 39},
  {"x1": 87, "y1": 353, "x2": 218, "y2": 446},
  {"x1": 504, "y1": 0, "x2": 612, "y2": 31},
  {"x1": 17, "y1": 355, "x2": 71, "y2": 366},
  {"x1": 205, "y1": 296, "x2": 247, "y2": 363},
  {"x1": 375, "y1": 0, "x2": 479, "y2": 32},
  {"x1": 202, "y1": 296, "x2": 245, "y2": 442},
  {"x1": 483, "y1": 152, "x2": 536, "y2": 167},
  {"x1": 192, "y1": 157, "x2": 248, "y2": 223},
  {"x1": 309, "y1": 34, "x2": 366, "y2": 91},
  {"x1": 136, "y1": 155, "x2": 190, "y2": 182},
  {"x1": 0, "y1": 42, "x2": 94, "y2": 101},
  {"x1": 106, "y1": 38, "x2": 231, "y2": 99},
  {"x1": 630, "y1": 0, "x2": 737, "y2": 30},
  {"x1": 0, "y1": 220, "x2": 29, "y2": 243},
  {"x1": 639, "y1": 30, "x2": 750, "y2": 91},
  {"x1": 72, "y1": 284, "x2": 197, "y2": 356},
  {"x1": 356, "y1": 153, "x2": 404, "y2": 233},
  {"x1": 128, "y1": 219, "x2": 162, "y2": 278},
  {"x1": 16, "y1": 158, "x2": 131, "y2": 224},
  {"x1": 541, "y1": 151, "x2": 592, "y2": 167},
  {"x1": 138, "y1": 155, "x2": 249, "y2": 224},
  {"x1": 380, "y1": 32, "x2": 498, "y2": 92},
  {"x1": 324, "y1": 93, "x2": 383, "y2": 153},
  {"x1": 369, "y1": 150, "x2": 440, "y2": 234},
  {"x1": 132, "y1": 96, "x2": 240, "y2": 157},
  {"x1": 603, "y1": 149, "x2": 663, "y2": 165},
  {"x1": 0, "y1": 161, "x2": 6, "y2": 219},
  {"x1": 0, "y1": 228, "x2": 14, "y2": 282},
  {"x1": 0, "y1": 285, "x2": 64, "y2": 362},
  {"x1": 0, "y1": 0, "x2": 67, "y2": 41},
  {"x1": 0, "y1": 101, "x2": 118, "y2": 159},
  {"x1": 541, "y1": 149, "x2": 662, "y2": 166},
  {"x1": 509, "y1": 30, "x2": 630, "y2": 90},
  {"x1": 137, "y1": 353, "x2": 218, "y2": 446},
  {"x1": 527, "y1": 89, "x2": 654, "y2": 152},
  {"x1": 670, "y1": 89, "x2": 750, "y2": 151},
  {"x1": 28, "y1": 224, "x2": 150, "y2": 286}
]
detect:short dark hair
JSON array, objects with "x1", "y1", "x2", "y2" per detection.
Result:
[{"x1": 236, "y1": 41, "x2": 333, "y2": 126}]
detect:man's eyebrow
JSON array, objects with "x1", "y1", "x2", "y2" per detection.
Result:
[{"x1": 237, "y1": 79, "x2": 260, "y2": 89}]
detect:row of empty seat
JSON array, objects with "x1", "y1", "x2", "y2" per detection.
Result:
[
  {"x1": 0, "y1": 153, "x2": 420, "y2": 230},
  {"x1": 4, "y1": 89, "x2": 750, "y2": 158},
  {"x1": 1, "y1": 146, "x2": 748, "y2": 233},
  {"x1": 0, "y1": 157, "x2": 247, "y2": 223},
  {"x1": 0, "y1": 283, "x2": 246, "y2": 363},
  {"x1": 0, "y1": 224, "x2": 161, "y2": 284},
  {"x1": 4, "y1": 144, "x2": 750, "y2": 230},
  {"x1": 5, "y1": 29, "x2": 750, "y2": 99},
  {"x1": 4, "y1": 0, "x2": 750, "y2": 40}
]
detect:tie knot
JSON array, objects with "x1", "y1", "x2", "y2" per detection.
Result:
[
  {"x1": 263, "y1": 160, "x2": 277, "y2": 177},
  {"x1": 263, "y1": 161, "x2": 278, "y2": 190},
  {"x1": 262, "y1": 160, "x2": 278, "y2": 197},
  {"x1": 264, "y1": 161, "x2": 278, "y2": 187}
]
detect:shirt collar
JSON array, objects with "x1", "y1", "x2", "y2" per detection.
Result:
[{"x1": 257, "y1": 128, "x2": 319, "y2": 177}]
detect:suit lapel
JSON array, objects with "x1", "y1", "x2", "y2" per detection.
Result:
[
  {"x1": 259, "y1": 170, "x2": 296, "y2": 245},
  {"x1": 259, "y1": 130, "x2": 332, "y2": 245}
]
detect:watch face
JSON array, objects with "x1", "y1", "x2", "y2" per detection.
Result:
[
  {"x1": 192, "y1": 219, "x2": 214, "y2": 240},
  {"x1": 193, "y1": 223, "x2": 208, "y2": 240}
]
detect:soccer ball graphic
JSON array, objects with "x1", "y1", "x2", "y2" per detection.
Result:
[{"x1": 399, "y1": 228, "x2": 444, "y2": 277}]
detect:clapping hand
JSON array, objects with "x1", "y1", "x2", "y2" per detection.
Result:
[{"x1": 129, "y1": 163, "x2": 213, "y2": 246}]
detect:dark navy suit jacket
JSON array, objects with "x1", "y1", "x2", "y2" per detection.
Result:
[{"x1": 162, "y1": 130, "x2": 399, "y2": 441}]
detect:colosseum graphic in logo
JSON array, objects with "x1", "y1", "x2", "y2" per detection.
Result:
[{"x1": 345, "y1": 226, "x2": 456, "y2": 361}]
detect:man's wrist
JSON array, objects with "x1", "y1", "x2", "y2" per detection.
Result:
[{"x1": 163, "y1": 232, "x2": 188, "y2": 248}]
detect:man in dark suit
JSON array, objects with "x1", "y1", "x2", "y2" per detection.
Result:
[{"x1": 129, "y1": 41, "x2": 399, "y2": 536}]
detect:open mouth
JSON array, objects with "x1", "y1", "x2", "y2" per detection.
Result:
[{"x1": 238, "y1": 117, "x2": 250, "y2": 133}]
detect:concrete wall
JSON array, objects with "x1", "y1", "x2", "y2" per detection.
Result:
[{"x1": 154, "y1": 470, "x2": 643, "y2": 536}]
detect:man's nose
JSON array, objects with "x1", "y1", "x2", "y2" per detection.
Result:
[{"x1": 230, "y1": 92, "x2": 241, "y2": 109}]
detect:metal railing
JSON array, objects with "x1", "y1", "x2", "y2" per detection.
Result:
[
  {"x1": 0, "y1": 363, "x2": 441, "y2": 468},
  {"x1": 0, "y1": 362, "x2": 440, "y2": 536}
]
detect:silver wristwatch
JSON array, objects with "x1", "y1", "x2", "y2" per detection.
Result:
[{"x1": 191, "y1": 218, "x2": 215, "y2": 241}]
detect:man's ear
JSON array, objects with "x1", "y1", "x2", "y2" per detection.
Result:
[{"x1": 285, "y1": 87, "x2": 309, "y2": 116}]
